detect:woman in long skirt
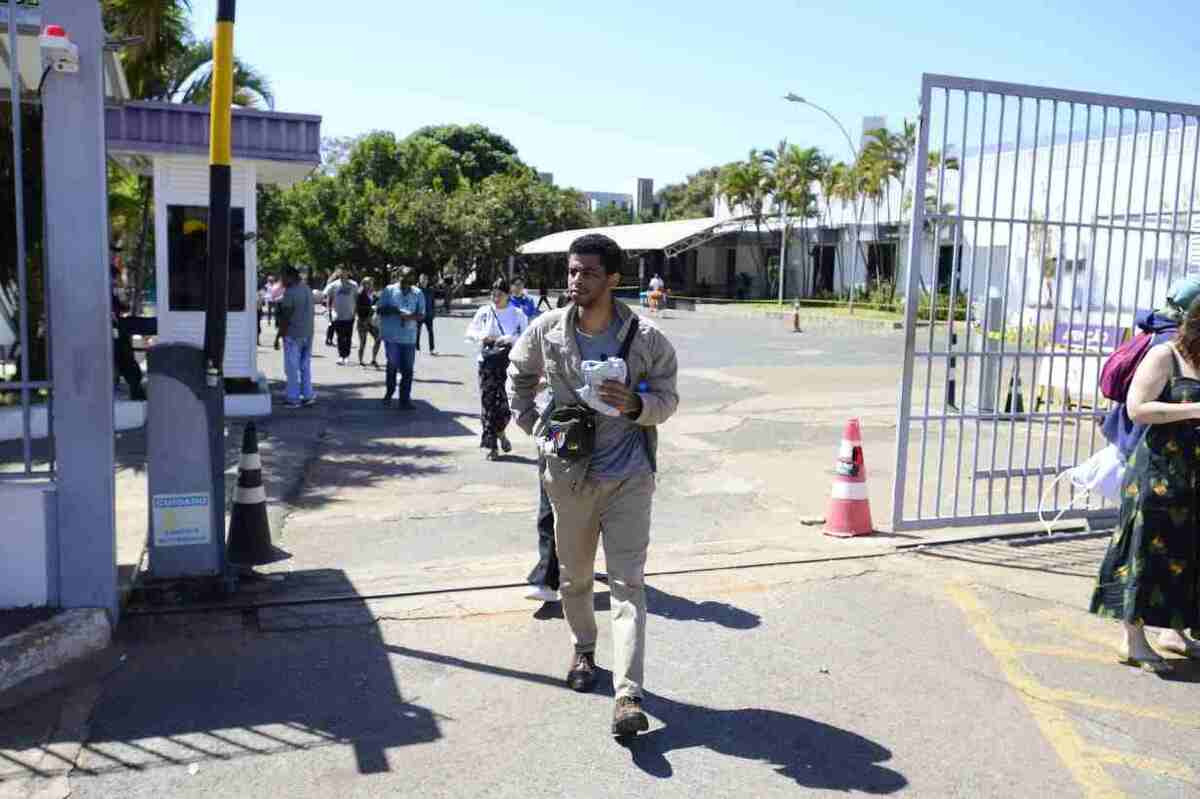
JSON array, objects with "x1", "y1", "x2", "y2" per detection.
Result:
[
  {"x1": 466, "y1": 278, "x2": 528, "y2": 460},
  {"x1": 1090, "y1": 300, "x2": 1200, "y2": 672}
]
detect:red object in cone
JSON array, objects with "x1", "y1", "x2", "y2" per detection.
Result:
[{"x1": 824, "y1": 418, "x2": 874, "y2": 537}]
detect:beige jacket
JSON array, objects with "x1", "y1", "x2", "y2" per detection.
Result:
[{"x1": 507, "y1": 300, "x2": 679, "y2": 492}]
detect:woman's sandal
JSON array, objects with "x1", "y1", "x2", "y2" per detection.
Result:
[{"x1": 1157, "y1": 638, "x2": 1200, "y2": 659}]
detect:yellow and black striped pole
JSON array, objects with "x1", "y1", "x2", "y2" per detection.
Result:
[{"x1": 203, "y1": 0, "x2": 236, "y2": 385}]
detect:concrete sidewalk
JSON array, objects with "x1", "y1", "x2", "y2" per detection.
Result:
[{"x1": 5, "y1": 542, "x2": 1199, "y2": 798}]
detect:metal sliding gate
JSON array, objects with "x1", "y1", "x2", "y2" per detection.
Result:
[{"x1": 893, "y1": 73, "x2": 1200, "y2": 530}]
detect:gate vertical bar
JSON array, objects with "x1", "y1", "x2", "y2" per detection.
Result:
[
  {"x1": 6, "y1": 0, "x2": 31, "y2": 473},
  {"x1": 892, "y1": 76, "x2": 933, "y2": 530}
]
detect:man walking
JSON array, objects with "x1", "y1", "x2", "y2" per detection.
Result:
[
  {"x1": 277, "y1": 265, "x2": 317, "y2": 408},
  {"x1": 508, "y1": 233, "x2": 679, "y2": 736},
  {"x1": 323, "y1": 270, "x2": 359, "y2": 365},
  {"x1": 377, "y1": 266, "x2": 425, "y2": 410},
  {"x1": 416, "y1": 273, "x2": 437, "y2": 356},
  {"x1": 509, "y1": 276, "x2": 539, "y2": 321}
]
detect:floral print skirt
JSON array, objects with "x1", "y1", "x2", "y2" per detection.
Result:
[
  {"x1": 1090, "y1": 401, "x2": 1200, "y2": 629},
  {"x1": 478, "y1": 362, "x2": 512, "y2": 450}
]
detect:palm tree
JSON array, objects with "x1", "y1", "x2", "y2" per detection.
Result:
[
  {"x1": 765, "y1": 141, "x2": 823, "y2": 298},
  {"x1": 102, "y1": 0, "x2": 193, "y2": 100},
  {"x1": 718, "y1": 150, "x2": 774, "y2": 293},
  {"x1": 164, "y1": 38, "x2": 275, "y2": 109}
]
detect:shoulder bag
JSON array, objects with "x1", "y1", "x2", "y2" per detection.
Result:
[
  {"x1": 480, "y1": 310, "x2": 513, "y2": 370},
  {"x1": 542, "y1": 317, "x2": 639, "y2": 461}
]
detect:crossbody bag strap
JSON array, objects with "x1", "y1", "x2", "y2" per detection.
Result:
[
  {"x1": 617, "y1": 317, "x2": 639, "y2": 369},
  {"x1": 492, "y1": 309, "x2": 507, "y2": 337}
]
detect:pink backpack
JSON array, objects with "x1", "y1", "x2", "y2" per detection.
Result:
[{"x1": 1099, "y1": 333, "x2": 1155, "y2": 402}]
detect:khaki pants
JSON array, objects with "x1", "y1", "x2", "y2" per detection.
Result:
[{"x1": 545, "y1": 471, "x2": 654, "y2": 700}]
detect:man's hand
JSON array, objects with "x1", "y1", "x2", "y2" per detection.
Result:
[{"x1": 598, "y1": 380, "x2": 642, "y2": 419}]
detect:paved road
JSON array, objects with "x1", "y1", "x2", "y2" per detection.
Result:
[{"x1": 4, "y1": 310, "x2": 1198, "y2": 798}]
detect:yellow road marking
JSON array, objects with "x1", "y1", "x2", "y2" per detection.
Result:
[
  {"x1": 1085, "y1": 746, "x2": 1197, "y2": 785},
  {"x1": 1052, "y1": 689, "x2": 1197, "y2": 727},
  {"x1": 1014, "y1": 644, "x2": 1116, "y2": 665},
  {"x1": 947, "y1": 583, "x2": 1126, "y2": 798}
]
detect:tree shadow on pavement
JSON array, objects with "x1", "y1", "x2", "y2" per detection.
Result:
[
  {"x1": 0, "y1": 573, "x2": 440, "y2": 787},
  {"x1": 384, "y1": 644, "x2": 904, "y2": 793}
]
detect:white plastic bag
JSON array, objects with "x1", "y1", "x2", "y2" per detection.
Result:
[
  {"x1": 1038, "y1": 444, "x2": 1125, "y2": 533},
  {"x1": 577, "y1": 358, "x2": 628, "y2": 417}
]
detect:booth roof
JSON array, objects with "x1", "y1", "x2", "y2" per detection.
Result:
[{"x1": 106, "y1": 101, "x2": 322, "y2": 185}]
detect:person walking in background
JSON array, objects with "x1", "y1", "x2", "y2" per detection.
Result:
[
  {"x1": 526, "y1": 385, "x2": 560, "y2": 603},
  {"x1": 277, "y1": 265, "x2": 317, "y2": 408},
  {"x1": 356, "y1": 277, "x2": 381, "y2": 368},
  {"x1": 111, "y1": 264, "x2": 145, "y2": 401},
  {"x1": 263, "y1": 273, "x2": 277, "y2": 323},
  {"x1": 508, "y1": 233, "x2": 679, "y2": 736},
  {"x1": 376, "y1": 266, "x2": 425, "y2": 410},
  {"x1": 269, "y1": 274, "x2": 287, "y2": 351},
  {"x1": 537, "y1": 278, "x2": 553, "y2": 312},
  {"x1": 647, "y1": 272, "x2": 665, "y2": 315},
  {"x1": 416, "y1": 274, "x2": 438, "y2": 356},
  {"x1": 510, "y1": 277, "x2": 539, "y2": 321},
  {"x1": 467, "y1": 277, "x2": 528, "y2": 460},
  {"x1": 323, "y1": 269, "x2": 359, "y2": 366},
  {"x1": 1091, "y1": 298, "x2": 1200, "y2": 673}
]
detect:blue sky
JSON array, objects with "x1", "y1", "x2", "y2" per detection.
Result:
[{"x1": 188, "y1": 0, "x2": 1199, "y2": 193}]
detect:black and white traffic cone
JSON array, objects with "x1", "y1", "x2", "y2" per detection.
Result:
[
  {"x1": 1004, "y1": 372, "x2": 1026, "y2": 416},
  {"x1": 226, "y1": 422, "x2": 285, "y2": 572}
]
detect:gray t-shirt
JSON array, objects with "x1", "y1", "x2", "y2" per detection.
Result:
[
  {"x1": 324, "y1": 279, "x2": 359, "y2": 321},
  {"x1": 279, "y1": 283, "x2": 315, "y2": 340},
  {"x1": 574, "y1": 317, "x2": 651, "y2": 480}
]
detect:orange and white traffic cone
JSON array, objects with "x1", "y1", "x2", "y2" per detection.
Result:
[{"x1": 824, "y1": 418, "x2": 874, "y2": 537}]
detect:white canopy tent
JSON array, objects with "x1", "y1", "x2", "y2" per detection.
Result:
[{"x1": 519, "y1": 217, "x2": 772, "y2": 257}]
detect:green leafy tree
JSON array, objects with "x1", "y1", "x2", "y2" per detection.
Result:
[
  {"x1": 592, "y1": 203, "x2": 634, "y2": 227},
  {"x1": 656, "y1": 166, "x2": 722, "y2": 220},
  {"x1": 410, "y1": 123, "x2": 526, "y2": 184}
]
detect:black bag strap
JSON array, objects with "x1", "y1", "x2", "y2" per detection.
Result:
[
  {"x1": 492, "y1": 308, "x2": 507, "y2": 336},
  {"x1": 617, "y1": 317, "x2": 639, "y2": 362}
]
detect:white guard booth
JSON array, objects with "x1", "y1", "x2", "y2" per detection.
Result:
[{"x1": 107, "y1": 101, "x2": 322, "y2": 416}]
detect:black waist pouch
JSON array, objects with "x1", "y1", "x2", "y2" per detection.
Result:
[{"x1": 544, "y1": 404, "x2": 596, "y2": 461}]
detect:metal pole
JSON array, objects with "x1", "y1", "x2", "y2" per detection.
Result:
[
  {"x1": 203, "y1": 0, "x2": 236, "y2": 386},
  {"x1": 7, "y1": 0, "x2": 30, "y2": 473},
  {"x1": 778, "y1": 200, "x2": 788, "y2": 304}
]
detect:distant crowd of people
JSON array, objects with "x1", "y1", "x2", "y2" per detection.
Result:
[{"x1": 259, "y1": 265, "x2": 435, "y2": 409}]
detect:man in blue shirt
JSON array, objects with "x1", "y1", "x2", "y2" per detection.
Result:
[
  {"x1": 376, "y1": 266, "x2": 425, "y2": 410},
  {"x1": 510, "y1": 277, "x2": 539, "y2": 322}
]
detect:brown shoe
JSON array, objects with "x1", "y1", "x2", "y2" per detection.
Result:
[
  {"x1": 566, "y1": 652, "x2": 596, "y2": 692},
  {"x1": 612, "y1": 696, "x2": 649, "y2": 736}
]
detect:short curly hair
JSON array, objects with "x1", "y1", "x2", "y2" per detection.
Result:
[{"x1": 569, "y1": 233, "x2": 624, "y2": 275}]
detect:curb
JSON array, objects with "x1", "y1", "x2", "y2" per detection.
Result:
[
  {"x1": 684, "y1": 307, "x2": 905, "y2": 333},
  {"x1": 0, "y1": 608, "x2": 112, "y2": 699}
]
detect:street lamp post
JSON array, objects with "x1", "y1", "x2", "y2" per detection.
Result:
[{"x1": 784, "y1": 93, "x2": 864, "y2": 314}]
